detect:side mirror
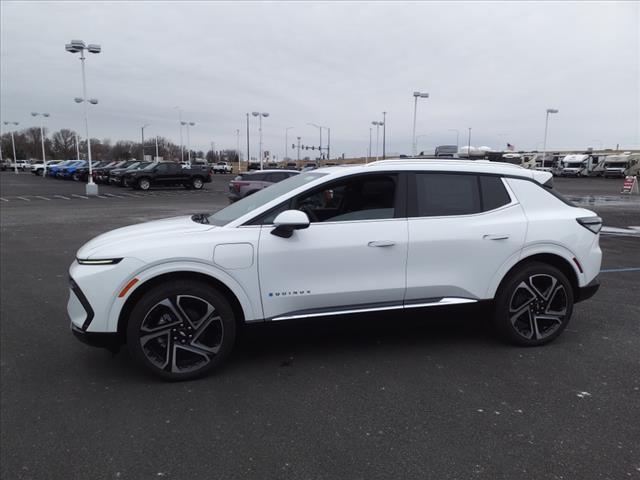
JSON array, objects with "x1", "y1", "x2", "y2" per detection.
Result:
[{"x1": 271, "y1": 210, "x2": 310, "y2": 238}]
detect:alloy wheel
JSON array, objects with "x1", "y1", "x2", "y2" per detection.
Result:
[
  {"x1": 193, "y1": 178, "x2": 203, "y2": 189},
  {"x1": 139, "y1": 295, "x2": 224, "y2": 374},
  {"x1": 139, "y1": 178, "x2": 150, "y2": 190},
  {"x1": 509, "y1": 274, "x2": 567, "y2": 341}
]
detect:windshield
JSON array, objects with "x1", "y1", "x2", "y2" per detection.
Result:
[
  {"x1": 124, "y1": 162, "x2": 141, "y2": 170},
  {"x1": 208, "y1": 172, "x2": 327, "y2": 226}
]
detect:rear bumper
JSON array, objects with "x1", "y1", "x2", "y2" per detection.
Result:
[{"x1": 576, "y1": 276, "x2": 600, "y2": 303}]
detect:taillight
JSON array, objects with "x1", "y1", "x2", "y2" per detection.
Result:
[
  {"x1": 231, "y1": 181, "x2": 248, "y2": 192},
  {"x1": 577, "y1": 216, "x2": 602, "y2": 234}
]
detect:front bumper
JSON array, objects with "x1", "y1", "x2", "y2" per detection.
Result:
[
  {"x1": 71, "y1": 324, "x2": 122, "y2": 352},
  {"x1": 575, "y1": 276, "x2": 600, "y2": 303}
]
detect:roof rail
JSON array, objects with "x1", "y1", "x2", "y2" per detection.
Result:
[{"x1": 365, "y1": 158, "x2": 525, "y2": 169}]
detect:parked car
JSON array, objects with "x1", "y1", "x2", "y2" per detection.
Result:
[
  {"x1": 228, "y1": 169, "x2": 299, "y2": 202},
  {"x1": 285, "y1": 162, "x2": 298, "y2": 170},
  {"x1": 57, "y1": 160, "x2": 87, "y2": 179},
  {"x1": 109, "y1": 161, "x2": 151, "y2": 186},
  {"x1": 8, "y1": 160, "x2": 31, "y2": 171},
  {"x1": 71, "y1": 161, "x2": 109, "y2": 182},
  {"x1": 212, "y1": 161, "x2": 233, "y2": 174},
  {"x1": 31, "y1": 160, "x2": 63, "y2": 176},
  {"x1": 68, "y1": 159, "x2": 602, "y2": 380},
  {"x1": 47, "y1": 160, "x2": 78, "y2": 177},
  {"x1": 94, "y1": 161, "x2": 133, "y2": 183},
  {"x1": 124, "y1": 161, "x2": 212, "y2": 190}
]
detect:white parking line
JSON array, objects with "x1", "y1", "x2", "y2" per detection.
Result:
[
  {"x1": 95, "y1": 194, "x2": 108, "y2": 199},
  {"x1": 105, "y1": 193, "x2": 124, "y2": 198},
  {"x1": 72, "y1": 194, "x2": 89, "y2": 199},
  {"x1": 17, "y1": 196, "x2": 31, "y2": 202},
  {"x1": 0, "y1": 197, "x2": 8, "y2": 202},
  {"x1": 54, "y1": 195, "x2": 71, "y2": 200},
  {"x1": 35, "y1": 196, "x2": 51, "y2": 201}
]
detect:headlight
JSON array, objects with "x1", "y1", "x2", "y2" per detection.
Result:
[{"x1": 76, "y1": 258, "x2": 123, "y2": 265}]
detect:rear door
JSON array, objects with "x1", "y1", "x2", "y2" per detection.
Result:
[{"x1": 405, "y1": 172, "x2": 527, "y2": 303}]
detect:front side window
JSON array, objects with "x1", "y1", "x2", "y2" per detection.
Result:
[{"x1": 292, "y1": 174, "x2": 398, "y2": 223}]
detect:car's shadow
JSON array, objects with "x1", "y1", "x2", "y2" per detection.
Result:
[{"x1": 84, "y1": 304, "x2": 500, "y2": 382}]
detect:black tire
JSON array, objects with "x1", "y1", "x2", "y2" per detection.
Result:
[
  {"x1": 493, "y1": 262, "x2": 573, "y2": 346},
  {"x1": 191, "y1": 176, "x2": 204, "y2": 190},
  {"x1": 137, "y1": 178, "x2": 151, "y2": 191},
  {"x1": 72, "y1": 172, "x2": 80, "y2": 182},
  {"x1": 127, "y1": 280, "x2": 236, "y2": 381}
]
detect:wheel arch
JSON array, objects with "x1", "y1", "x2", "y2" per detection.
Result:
[
  {"x1": 115, "y1": 270, "x2": 253, "y2": 342},
  {"x1": 489, "y1": 252, "x2": 580, "y2": 301}
]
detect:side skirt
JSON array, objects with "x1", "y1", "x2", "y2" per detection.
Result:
[{"x1": 270, "y1": 297, "x2": 478, "y2": 322}]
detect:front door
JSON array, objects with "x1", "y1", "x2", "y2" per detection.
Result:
[{"x1": 257, "y1": 173, "x2": 408, "y2": 320}]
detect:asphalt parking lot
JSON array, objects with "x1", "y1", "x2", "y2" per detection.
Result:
[{"x1": 1, "y1": 171, "x2": 639, "y2": 479}]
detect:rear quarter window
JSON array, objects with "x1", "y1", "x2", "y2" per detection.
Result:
[{"x1": 479, "y1": 176, "x2": 511, "y2": 211}]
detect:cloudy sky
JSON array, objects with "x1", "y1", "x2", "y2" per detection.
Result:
[{"x1": 1, "y1": 1, "x2": 638, "y2": 159}]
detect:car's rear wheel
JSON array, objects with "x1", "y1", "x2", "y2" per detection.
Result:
[
  {"x1": 493, "y1": 262, "x2": 573, "y2": 346},
  {"x1": 138, "y1": 178, "x2": 151, "y2": 190},
  {"x1": 127, "y1": 280, "x2": 236, "y2": 381},
  {"x1": 72, "y1": 172, "x2": 80, "y2": 181},
  {"x1": 191, "y1": 177, "x2": 204, "y2": 189}
]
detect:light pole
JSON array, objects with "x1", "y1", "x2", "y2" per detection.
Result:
[
  {"x1": 372, "y1": 121, "x2": 384, "y2": 161},
  {"x1": 412, "y1": 91, "x2": 429, "y2": 156},
  {"x1": 245, "y1": 113, "x2": 250, "y2": 166},
  {"x1": 31, "y1": 112, "x2": 50, "y2": 176},
  {"x1": 467, "y1": 127, "x2": 472, "y2": 158},
  {"x1": 296, "y1": 136, "x2": 301, "y2": 162},
  {"x1": 174, "y1": 106, "x2": 184, "y2": 162},
  {"x1": 285, "y1": 127, "x2": 294, "y2": 162},
  {"x1": 382, "y1": 111, "x2": 387, "y2": 159},
  {"x1": 236, "y1": 129, "x2": 240, "y2": 171},
  {"x1": 141, "y1": 123, "x2": 150, "y2": 161},
  {"x1": 155, "y1": 136, "x2": 159, "y2": 160},
  {"x1": 66, "y1": 39, "x2": 101, "y2": 196},
  {"x1": 448, "y1": 129, "x2": 460, "y2": 150},
  {"x1": 252, "y1": 112, "x2": 269, "y2": 169},
  {"x1": 542, "y1": 108, "x2": 559, "y2": 167},
  {"x1": 368, "y1": 127, "x2": 372, "y2": 163},
  {"x1": 3, "y1": 122, "x2": 19, "y2": 174},
  {"x1": 75, "y1": 134, "x2": 81, "y2": 161},
  {"x1": 181, "y1": 121, "x2": 195, "y2": 164}
]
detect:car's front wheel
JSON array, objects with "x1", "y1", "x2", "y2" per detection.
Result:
[
  {"x1": 137, "y1": 178, "x2": 151, "y2": 190},
  {"x1": 493, "y1": 262, "x2": 573, "y2": 346},
  {"x1": 127, "y1": 280, "x2": 236, "y2": 380}
]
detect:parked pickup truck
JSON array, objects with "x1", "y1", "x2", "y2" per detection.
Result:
[
  {"x1": 212, "y1": 161, "x2": 233, "y2": 174},
  {"x1": 124, "y1": 162, "x2": 213, "y2": 190}
]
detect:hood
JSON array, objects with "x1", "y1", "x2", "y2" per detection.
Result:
[{"x1": 76, "y1": 215, "x2": 215, "y2": 259}]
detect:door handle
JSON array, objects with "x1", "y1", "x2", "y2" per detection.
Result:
[
  {"x1": 483, "y1": 234, "x2": 510, "y2": 241},
  {"x1": 368, "y1": 240, "x2": 395, "y2": 247}
]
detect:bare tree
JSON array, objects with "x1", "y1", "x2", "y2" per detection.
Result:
[{"x1": 51, "y1": 129, "x2": 77, "y2": 159}]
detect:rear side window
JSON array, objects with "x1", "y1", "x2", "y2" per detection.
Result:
[
  {"x1": 266, "y1": 172, "x2": 288, "y2": 183},
  {"x1": 414, "y1": 173, "x2": 481, "y2": 216},
  {"x1": 247, "y1": 172, "x2": 266, "y2": 181},
  {"x1": 413, "y1": 173, "x2": 512, "y2": 217},
  {"x1": 479, "y1": 176, "x2": 511, "y2": 211}
]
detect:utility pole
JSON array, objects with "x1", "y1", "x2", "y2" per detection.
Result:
[
  {"x1": 467, "y1": 127, "x2": 472, "y2": 158},
  {"x1": 368, "y1": 127, "x2": 372, "y2": 163},
  {"x1": 246, "y1": 113, "x2": 250, "y2": 168},
  {"x1": 155, "y1": 136, "x2": 159, "y2": 159},
  {"x1": 296, "y1": 136, "x2": 301, "y2": 162},
  {"x1": 382, "y1": 111, "x2": 387, "y2": 159},
  {"x1": 327, "y1": 128, "x2": 330, "y2": 161}
]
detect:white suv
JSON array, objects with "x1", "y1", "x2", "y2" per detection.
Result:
[{"x1": 68, "y1": 160, "x2": 602, "y2": 380}]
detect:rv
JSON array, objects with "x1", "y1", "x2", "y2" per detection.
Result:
[
  {"x1": 603, "y1": 153, "x2": 640, "y2": 178},
  {"x1": 434, "y1": 145, "x2": 458, "y2": 158},
  {"x1": 560, "y1": 154, "x2": 590, "y2": 176}
]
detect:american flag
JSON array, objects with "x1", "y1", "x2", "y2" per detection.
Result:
[{"x1": 507, "y1": 143, "x2": 515, "y2": 151}]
